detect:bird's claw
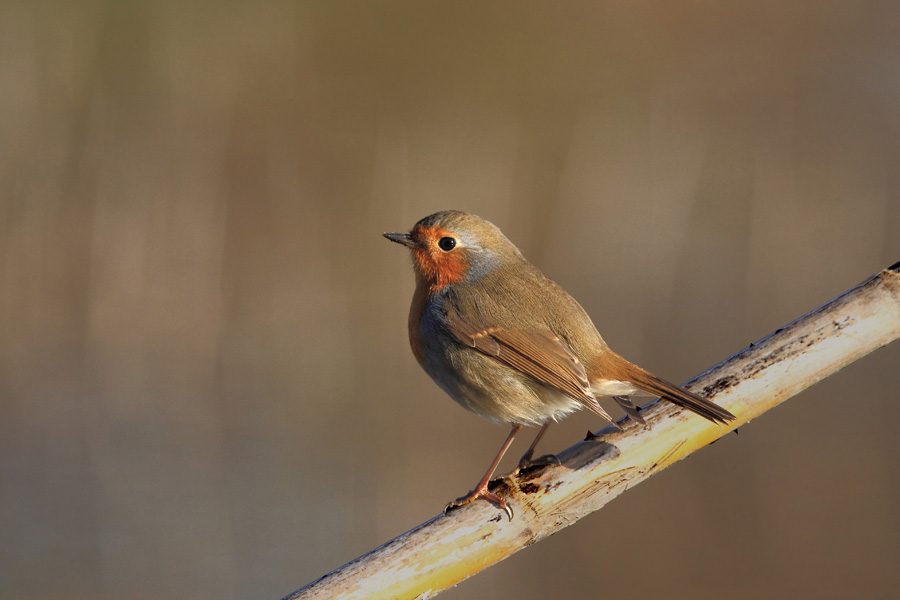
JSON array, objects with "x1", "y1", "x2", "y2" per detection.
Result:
[{"x1": 445, "y1": 487, "x2": 514, "y2": 521}]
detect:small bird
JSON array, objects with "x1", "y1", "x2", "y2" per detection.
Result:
[{"x1": 385, "y1": 211, "x2": 734, "y2": 519}]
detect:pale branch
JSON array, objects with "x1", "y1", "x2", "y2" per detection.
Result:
[{"x1": 284, "y1": 262, "x2": 900, "y2": 600}]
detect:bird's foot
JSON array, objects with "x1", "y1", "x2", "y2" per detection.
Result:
[{"x1": 445, "y1": 484, "x2": 513, "y2": 521}]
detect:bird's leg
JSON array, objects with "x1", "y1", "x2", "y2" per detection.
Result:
[
  {"x1": 516, "y1": 423, "x2": 560, "y2": 470},
  {"x1": 446, "y1": 423, "x2": 522, "y2": 520}
]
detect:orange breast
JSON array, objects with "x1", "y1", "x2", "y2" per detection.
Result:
[
  {"x1": 405, "y1": 225, "x2": 471, "y2": 364},
  {"x1": 410, "y1": 226, "x2": 469, "y2": 293}
]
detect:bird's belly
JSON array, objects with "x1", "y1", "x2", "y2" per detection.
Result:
[{"x1": 421, "y1": 346, "x2": 582, "y2": 426}]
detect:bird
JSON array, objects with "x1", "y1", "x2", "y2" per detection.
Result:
[{"x1": 384, "y1": 210, "x2": 735, "y2": 519}]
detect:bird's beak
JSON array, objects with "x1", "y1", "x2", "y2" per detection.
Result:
[{"x1": 383, "y1": 232, "x2": 416, "y2": 248}]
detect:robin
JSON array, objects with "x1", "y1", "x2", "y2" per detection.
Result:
[{"x1": 384, "y1": 210, "x2": 735, "y2": 519}]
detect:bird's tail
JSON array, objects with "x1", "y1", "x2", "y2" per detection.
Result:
[{"x1": 609, "y1": 354, "x2": 735, "y2": 424}]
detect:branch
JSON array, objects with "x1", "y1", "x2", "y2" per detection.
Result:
[{"x1": 284, "y1": 262, "x2": 900, "y2": 600}]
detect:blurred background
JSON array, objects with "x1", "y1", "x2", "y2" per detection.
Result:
[{"x1": 2, "y1": 2, "x2": 899, "y2": 599}]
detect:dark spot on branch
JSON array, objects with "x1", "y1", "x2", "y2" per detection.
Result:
[
  {"x1": 519, "y1": 483, "x2": 540, "y2": 494},
  {"x1": 701, "y1": 374, "x2": 739, "y2": 397}
]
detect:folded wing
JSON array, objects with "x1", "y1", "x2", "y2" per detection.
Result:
[{"x1": 446, "y1": 312, "x2": 616, "y2": 423}]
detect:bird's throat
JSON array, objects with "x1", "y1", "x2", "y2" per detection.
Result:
[{"x1": 410, "y1": 241, "x2": 469, "y2": 293}]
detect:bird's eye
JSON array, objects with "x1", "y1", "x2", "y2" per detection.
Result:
[{"x1": 438, "y1": 237, "x2": 457, "y2": 251}]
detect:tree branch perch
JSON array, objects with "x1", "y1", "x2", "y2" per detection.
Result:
[{"x1": 285, "y1": 262, "x2": 900, "y2": 600}]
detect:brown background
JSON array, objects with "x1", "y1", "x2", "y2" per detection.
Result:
[{"x1": 2, "y1": 2, "x2": 900, "y2": 599}]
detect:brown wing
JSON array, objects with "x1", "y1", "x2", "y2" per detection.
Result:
[{"x1": 446, "y1": 312, "x2": 614, "y2": 422}]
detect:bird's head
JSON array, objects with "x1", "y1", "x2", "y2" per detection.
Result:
[{"x1": 384, "y1": 211, "x2": 522, "y2": 293}]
